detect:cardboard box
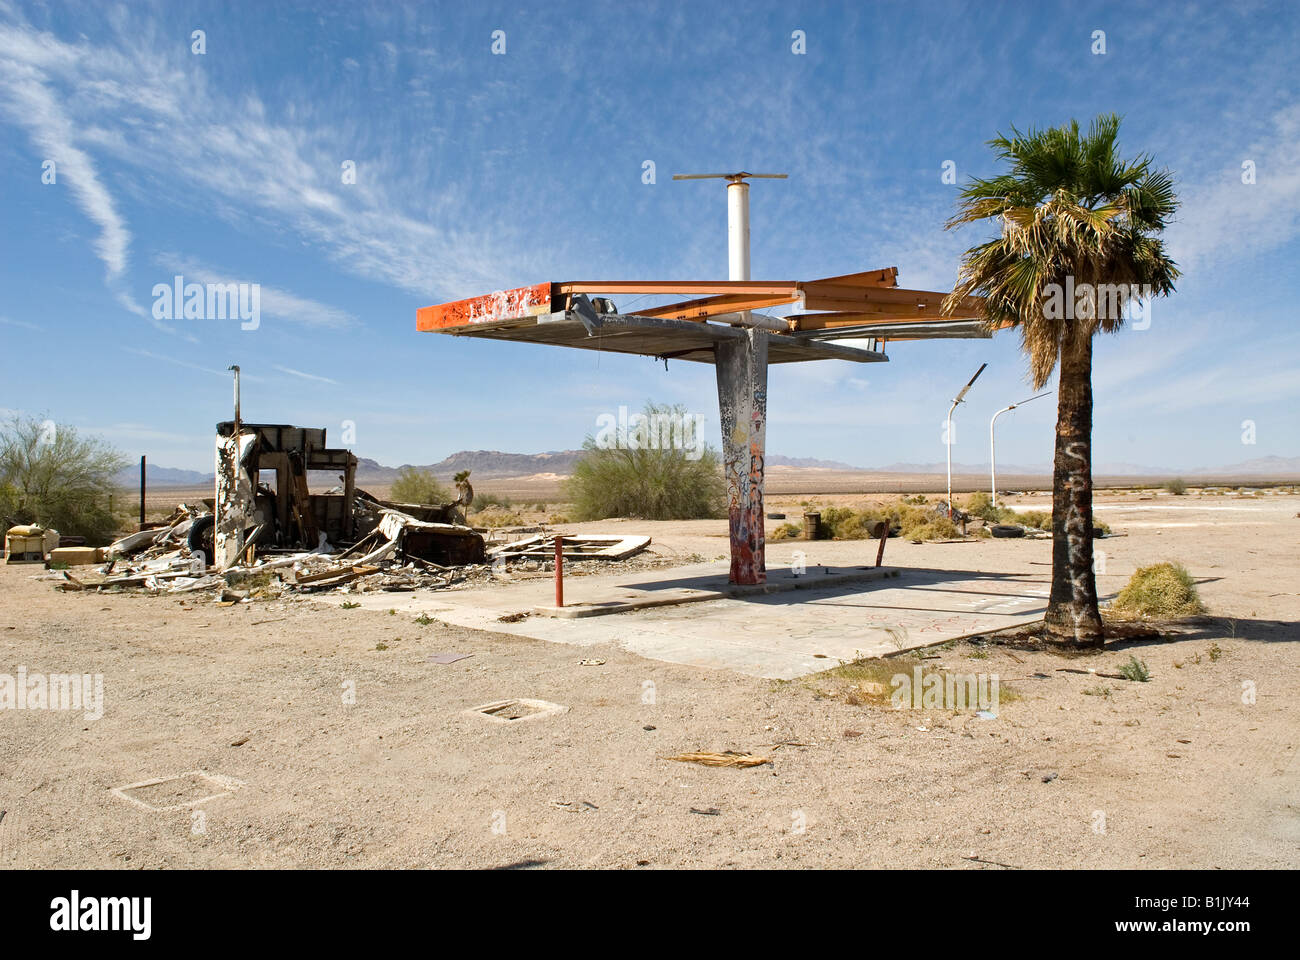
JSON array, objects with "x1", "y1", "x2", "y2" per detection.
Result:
[{"x1": 50, "y1": 546, "x2": 101, "y2": 566}]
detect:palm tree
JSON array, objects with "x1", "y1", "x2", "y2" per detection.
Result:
[{"x1": 944, "y1": 114, "x2": 1179, "y2": 647}]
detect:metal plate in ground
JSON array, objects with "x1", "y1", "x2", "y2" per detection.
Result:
[
  {"x1": 112, "y1": 771, "x2": 246, "y2": 812},
  {"x1": 466, "y1": 699, "x2": 568, "y2": 723}
]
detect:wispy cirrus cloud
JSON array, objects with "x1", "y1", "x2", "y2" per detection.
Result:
[
  {"x1": 0, "y1": 10, "x2": 552, "y2": 306},
  {"x1": 1167, "y1": 104, "x2": 1300, "y2": 274},
  {"x1": 122, "y1": 347, "x2": 265, "y2": 383},
  {"x1": 273, "y1": 364, "x2": 338, "y2": 385},
  {"x1": 155, "y1": 254, "x2": 358, "y2": 330},
  {"x1": 0, "y1": 38, "x2": 157, "y2": 322}
]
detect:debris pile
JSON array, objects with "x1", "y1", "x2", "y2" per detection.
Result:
[{"x1": 44, "y1": 503, "x2": 652, "y2": 602}]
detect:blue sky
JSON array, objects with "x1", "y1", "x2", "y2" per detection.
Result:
[{"x1": 1, "y1": 0, "x2": 1296, "y2": 473}]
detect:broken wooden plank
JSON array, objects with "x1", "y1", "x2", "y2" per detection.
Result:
[{"x1": 292, "y1": 563, "x2": 379, "y2": 586}]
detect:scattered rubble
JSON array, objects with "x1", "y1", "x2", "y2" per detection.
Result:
[
  {"x1": 34, "y1": 408, "x2": 654, "y2": 605},
  {"x1": 43, "y1": 501, "x2": 653, "y2": 605}
]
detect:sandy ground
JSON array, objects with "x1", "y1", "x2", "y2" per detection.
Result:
[{"x1": 1, "y1": 490, "x2": 1297, "y2": 869}]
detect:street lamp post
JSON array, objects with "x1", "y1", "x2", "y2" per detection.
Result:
[
  {"x1": 989, "y1": 392, "x2": 1052, "y2": 507},
  {"x1": 946, "y1": 363, "x2": 987, "y2": 517}
]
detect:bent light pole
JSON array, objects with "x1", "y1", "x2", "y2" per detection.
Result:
[
  {"x1": 946, "y1": 363, "x2": 987, "y2": 517},
  {"x1": 990, "y1": 391, "x2": 1051, "y2": 507},
  {"x1": 674, "y1": 172, "x2": 787, "y2": 582}
]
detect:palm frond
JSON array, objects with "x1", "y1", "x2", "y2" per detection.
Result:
[{"x1": 943, "y1": 114, "x2": 1180, "y2": 383}]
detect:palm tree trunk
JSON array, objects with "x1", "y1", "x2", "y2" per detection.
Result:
[{"x1": 1044, "y1": 327, "x2": 1105, "y2": 647}]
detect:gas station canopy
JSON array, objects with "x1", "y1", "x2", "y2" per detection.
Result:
[
  {"x1": 417, "y1": 270, "x2": 989, "y2": 365},
  {"x1": 415, "y1": 170, "x2": 995, "y2": 587},
  {"x1": 417, "y1": 264, "x2": 992, "y2": 586}
]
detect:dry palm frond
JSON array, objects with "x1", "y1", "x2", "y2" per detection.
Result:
[{"x1": 664, "y1": 751, "x2": 771, "y2": 768}]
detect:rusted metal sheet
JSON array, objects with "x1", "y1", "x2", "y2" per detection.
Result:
[
  {"x1": 806, "y1": 267, "x2": 899, "y2": 288},
  {"x1": 416, "y1": 282, "x2": 553, "y2": 331},
  {"x1": 636, "y1": 292, "x2": 798, "y2": 321},
  {"x1": 799, "y1": 285, "x2": 984, "y2": 317},
  {"x1": 420, "y1": 276, "x2": 984, "y2": 336},
  {"x1": 557, "y1": 280, "x2": 799, "y2": 295}
]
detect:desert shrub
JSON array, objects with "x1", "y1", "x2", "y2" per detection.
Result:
[
  {"x1": 770, "y1": 522, "x2": 802, "y2": 540},
  {"x1": 390, "y1": 467, "x2": 451, "y2": 505},
  {"x1": 472, "y1": 493, "x2": 512, "y2": 512},
  {"x1": 1119, "y1": 655, "x2": 1151, "y2": 682},
  {"x1": 1164, "y1": 478, "x2": 1187, "y2": 495},
  {"x1": 1017, "y1": 510, "x2": 1053, "y2": 531},
  {"x1": 961, "y1": 497, "x2": 1106, "y2": 536},
  {"x1": 816, "y1": 506, "x2": 888, "y2": 539},
  {"x1": 0, "y1": 414, "x2": 126, "y2": 544},
  {"x1": 1111, "y1": 561, "x2": 1205, "y2": 618},
  {"x1": 837, "y1": 512, "x2": 880, "y2": 539},
  {"x1": 817, "y1": 506, "x2": 858, "y2": 538},
  {"x1": 962, "y1": 492, "x2": 1031, "y2": 526},
  {"x1": 566, "y1": 402, "x2": 725, "y2": 520},
  {"x1": 902, "y1": 518, "x2": 960, "y2": 541},
  {"x1": 809, "y1": 503, "x2": 962, "y2": 542},
  {"x1": 476, "y1": 509, "x2": 524, "y2": 528}
]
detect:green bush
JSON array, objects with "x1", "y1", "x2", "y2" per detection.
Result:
[
  {"x1": 960, "y1": 494, "x2": 1107, "y2": 535},
  {"x1": 904, "y1": 518, "x2": 960, "y2": 541},
  {"x1": 961, "y1": 492, "x2": 1051, "y2": 528},
  {"x1": 390, "y1": 467, "x2": 451, "y2": 505},
  {"x1": 1111, "y1": 561, "x2": 1206, "y2": 618},
  {"x1": 472, "y1": 492, "x2": 512, "y2": 512},
  {"x1": 1164, "y1": 478, "x2": 1187, "y2": 495},
  {"x1": 770, "y1": 522, "x2": 802, "y2": 540},
  {"x1": 1018, "y1": 510, "x2": 1053, "y2": 531},
  {"x1": 1119, "y1": 655, "x2": 1151, "y2": 682},
  {"x1": 964, "y1": 491, "x2": 997, "y2": 520},
  {"x1": 807, "y1": 503, "x2": 963, "y2": 542},
  {"x1": 566, "y1": 402, "x2": 726, "y2": 521},
  {"x1": 0, "y1": 414, "x2": 126, "y2": 545},
  {"x1": 477, "y1": 510, "x2": 524, "y2": 528}
]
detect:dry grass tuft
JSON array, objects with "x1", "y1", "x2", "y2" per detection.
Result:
[{"x1": 1110, "y1": 561, "x2": 1206, "y2": 618}]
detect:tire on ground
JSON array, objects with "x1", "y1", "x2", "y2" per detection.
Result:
[{"x1": 187, "y1": 514, "x2": 216, "y2": 565}]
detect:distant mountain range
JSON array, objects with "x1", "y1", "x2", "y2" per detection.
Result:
[
  {"x1": 120, "y1": 451, "x2": 1300, "y2": 487},
  {"x1": 356, "y1": 450, "x2": 582, "y2": 481},
  {"x1": 872, "y1": 455, "x2": 1300, "y2": 477},
  {"x1": 115, "y1": 463, "x2": 214, "y2": 486}
]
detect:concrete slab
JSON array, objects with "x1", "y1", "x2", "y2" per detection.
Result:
[
  {"x1": 322, "y1": 559, "x2": 1053, "y2": 680},
  {"x1": 534, "y1": 564, "x2": 900, "y2": 618}
]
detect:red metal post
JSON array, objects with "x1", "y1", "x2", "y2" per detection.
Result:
[
  {"x1": 554, "y1": 536, "x2": 564, "y2": 607},
  {"x1": 874, "y1": 521, "x2": 888, "y2": 567}
]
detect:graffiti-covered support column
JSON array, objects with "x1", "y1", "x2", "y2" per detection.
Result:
[
  {"x1": 214, "y1": 428, "x2": 256, "y2": 571},
  {"x1": 715, "y1": 328, "x2": 768, "y2": 584}
]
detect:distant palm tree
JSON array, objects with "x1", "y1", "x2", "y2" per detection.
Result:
[{"x1": 944, "y1": 114, "x2": 1179, "y2": 647}]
